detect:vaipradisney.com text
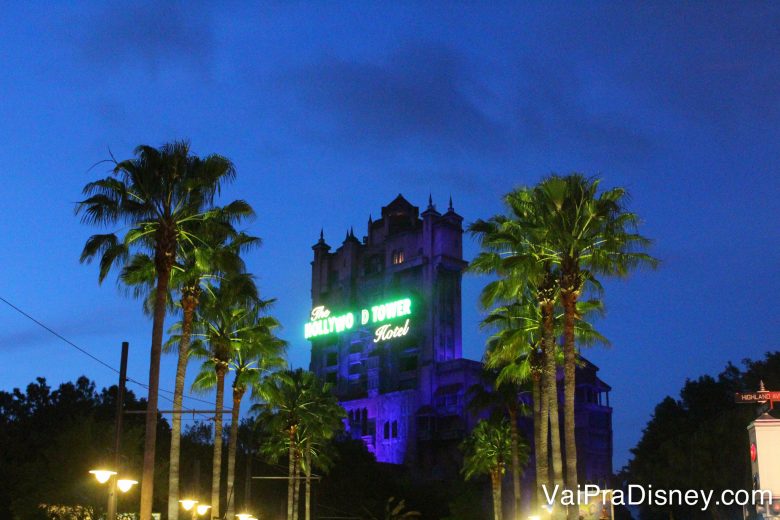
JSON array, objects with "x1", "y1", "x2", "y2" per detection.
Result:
[{"x1": 543, "y1": 485, "x2": 773, "y2": 512}]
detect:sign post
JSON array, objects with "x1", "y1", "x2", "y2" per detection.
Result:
[{"x1": 738, "y1": 382, "x2": 780, "y2": 519}]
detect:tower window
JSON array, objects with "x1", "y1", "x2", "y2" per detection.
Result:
[
  {"x1": 392, "y1": 420, "x2": 398, "y2": 438},
  {"x1": 392, "y1": 249, "x2": 405, "y2": 265},
  {"x1": 326, "y1": 352, "x2": 338, "y2": 366},
  {"x1": 384, "y1": 421, "x2": 390, "y2": 439}
]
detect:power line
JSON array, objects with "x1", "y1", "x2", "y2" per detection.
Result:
[
  {"x1": 0, "y1": 295, "x2": 120, "y2": 373},
  {"x1": 0, "y1": 294, "x2": 219, "y2": 420}
]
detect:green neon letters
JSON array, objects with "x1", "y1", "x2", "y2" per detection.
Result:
[{"x1": 305, "y1": 297, "x2": 412, "y2": 340}]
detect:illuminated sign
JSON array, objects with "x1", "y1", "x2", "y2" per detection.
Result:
[{"x1": 305, "y1": 298, "x2": 412, "y2": 343}]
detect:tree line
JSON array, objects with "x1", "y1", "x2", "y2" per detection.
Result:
[
  {"x1": 622, "y1": 352, "x2": 780, "y2": 520},
  {"x1": 0, "y1": 376, "x2": 431, "y2": 519}
]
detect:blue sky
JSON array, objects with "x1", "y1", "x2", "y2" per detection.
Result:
[{"x1": 1, "y1": 1, "x2": 778, "y2": 469}]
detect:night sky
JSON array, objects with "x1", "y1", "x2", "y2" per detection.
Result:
[{"x1": 1, "y1": 2, "x2": 778, "y2": 470}]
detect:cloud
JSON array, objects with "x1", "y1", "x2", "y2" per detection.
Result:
[
  {"x1": 513, "y1": 58, "x2": 657, "y2": 163},
  {"x1": 546, "y1": 2, "x2": 780, "y2": 127},
  {"x1": 75, "y1": 1, "x2": 214, "y2": 75},
  {"x1": 289, "y1": 43, "x2": 507, "y2": 152},
  {"x1": 0, "y1": 305, "x2": 128, "y2": 352}
]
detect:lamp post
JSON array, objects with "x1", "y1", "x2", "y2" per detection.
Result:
[{"x1": 90, "y1": 342, "x2": 133, "y2": 520}]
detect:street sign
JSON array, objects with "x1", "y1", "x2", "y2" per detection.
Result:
[{"x1": 735, "y1": 391, "x2": 780, "y2": 403}]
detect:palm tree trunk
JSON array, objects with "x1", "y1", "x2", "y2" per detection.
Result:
[
  {"x1": 547, "y1": 365, "x2": 564, "y2": 513},
  {"x1": 533, "y1": 374, "x2": 544, "y2": 509},
  {"x1": 140, "y1": 263, "x2": 171, "y2": 520},
  {"x1": 245, "y1": 450, "x2": 252, "y2": 512},
  {"x1": 305, "y1": 437, "x2": 312, "y2": 520},
  {"x1": 561, "y1": 289, "x2": 579, "y2": 520},
  {"x1": 538, "y1": 365, "x2": 550, "y2": 504},
  {"x1": 287, "y1": 428, "x2": 296, "y2": 520},
  {"x1": 508, "y1": 407, "x2": 522, "y2": 519},
  {"x1": 542, "y1": 301, "x2": 564, "y2": 518},
  {"x1": 211, "y1": 364, "x2": 227, "y2": 519},
  {"x1": 293, "y1": 456, "x2": 301, "y2": 520},
  {"x1": 168, "y1": 293, "x2": 198, "y2": 520},
  {"x1": 226, "y1": 387, "x2": 244, "y2": 519},
  {"x1": 491, "y1": 469, "x2": 502, "y2": 520}
]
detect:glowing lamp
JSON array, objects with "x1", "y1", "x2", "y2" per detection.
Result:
[
  {"x1": 529, "y1": 516, "x2": 541, "y2": 520},
  {"x1": 196, "y1": 504, "x2": 211, "y2": 516},
  {"x1": 117, "y1": 479, "x2": 138, "y2": 493},
  {"x1": 179, "y1": 499, "x2": 198, "y2": 511},
  {"x1": 236, "y1": 514, "x2": 253, "y2": 520},
  {"x1": 89, "y1": 469, "x2": 117, "y2": 484}
]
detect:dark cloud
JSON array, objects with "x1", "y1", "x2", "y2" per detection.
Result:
[
  {"x1": 627, "y1": 3, "x2": 780, "y2": 125},
  {"x1": 514, "y1": 58, "x2": 657, "y2": 163},
  {"x1": 547, "y1": 2, "x2": 780, "y2": 127},
  {"x1": 287, "y1": 40, "x2": 656, "y2": 166},
  {"x1": 75, "y1": 1, "x2": 213, "y2": 75},
  {"x1": 289, "y1": 43, "x2": 507, "y2": 151},
  {"x1": 0, "y1": 306, "x2": 127, "y2": 352}
]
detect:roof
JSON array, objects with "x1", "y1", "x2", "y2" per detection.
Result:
[{"x1": 382, "y1": 193, "x2": 416, "y2": 217}]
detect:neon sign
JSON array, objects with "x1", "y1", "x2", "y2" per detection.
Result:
[{"x1": 305, "y1": 298, "x2": 412, "y2": 343}]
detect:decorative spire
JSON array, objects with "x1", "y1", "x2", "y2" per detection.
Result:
[
  {"x1": 428, "y1": 193, "x2": 433, "y2": 209},
  {"x1": 368, "y1": 214, "x2": 373, "y2": 225},
  {"x1": 760, "y1": 380, "x2": 767, "y2": 392},
  {"x1": 448, "y1": 194, "x2": 453, "y2": 211},
  {"x1": 313, "y1": 227, "x2": 330, "y2": 250},
  {"x1": 350, "y1": 226, "x2": 355, "y2": 238}
]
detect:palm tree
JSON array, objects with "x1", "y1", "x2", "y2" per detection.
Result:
[
  {"x1": 481, "y1": 295, "x2": 544, "y2": 509},
  {"x1": 253, "y1": 369, "x2": 345, "y2": 520},
  {"x1": 124, "y1": 222, "x2": 258, "y2": 520},
  {"x1": 76, "y1": 141, "x2": 249, "y2": 520},
  {"x1": 298, "y1": 381, "x2": 344, "y2": 520},
  {"x1": 190, "y1": 275, "x2": 261, "y2": 519},
  {"x1": 530, "y1": 174, "x2": 657, "y2": 514},
  {"x1": 470, "y1": 211, "x2": 565, "y2": 498},
  {"x1": 461, "y1": 418, "x2": 515, "y2": 520},
  {"x1": 224, "y1": 313, "x2": 287, "y2": 519},
  {"x1": 466, "y1": 370, "x2": 530, "y2": 519},
  {"x1": 482, "y1": 295, "x2": 607, "y2": 510}
]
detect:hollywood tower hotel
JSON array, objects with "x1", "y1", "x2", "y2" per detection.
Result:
[{"x1": 306, "y1": 195, "x2": 613, "y2": 481}]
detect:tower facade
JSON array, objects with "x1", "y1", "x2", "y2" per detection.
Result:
[{"x1": 307, "y1": 195, "x2": 482, "y2": 470}]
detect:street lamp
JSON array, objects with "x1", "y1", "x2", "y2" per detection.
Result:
[
  {"x1": 90, "y1": 342, "x2": 132, "y2": 520},
  {"x1": 180, "y1": 499, "x2": 198, "y2": 511},
  {"x1": 89, "y1": 470, "x2": 116, "y2": 484},
  {"x1": 179, "y1": 499, "x2": 211, "y2": 520},
  {"x1": 89, "y1": 468, "x2": 137, "y2": 520},
  {"x1": 89, "y1": 469, "x2": 136, "y2": 492},
  {"x1": 116, "y1": 479, "x2": 138, "y2": 493}
]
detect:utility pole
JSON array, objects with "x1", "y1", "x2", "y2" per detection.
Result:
[{"x1": 107, "y1": 341, "x2": 129, "y2": 520}]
